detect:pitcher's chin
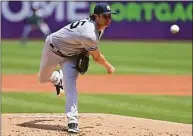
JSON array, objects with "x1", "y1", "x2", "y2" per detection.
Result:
[{"x1": 105, "y1": 22, "x2": 111, "y2": 27}]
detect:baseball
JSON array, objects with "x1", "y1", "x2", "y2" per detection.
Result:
[{"x1": 170, "y1": 24, "x2": 180, "y2": 34}]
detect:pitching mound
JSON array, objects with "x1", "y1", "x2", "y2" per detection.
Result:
[{"x1": 2, "y1": 113, "x2": 192, "y2": 136}]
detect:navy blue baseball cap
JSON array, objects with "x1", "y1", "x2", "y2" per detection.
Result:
[{"x1": 94, "y1": 3, "x2": 117, "y2": 15}]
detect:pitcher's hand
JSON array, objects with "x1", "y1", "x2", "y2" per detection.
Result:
[{"x1": 107, "y1": 65, "x2": 115, "y2": 74}]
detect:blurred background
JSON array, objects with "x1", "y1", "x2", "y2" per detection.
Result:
[
  {"x1": 1, "y1": 1, "x2": 192, "y2": 74},
  {"x1": 1, "y1": 1, "x2": 192, "y2": 124},
  {"x1": 1, "y1": 1, "x2": 192, "y2": 40}
]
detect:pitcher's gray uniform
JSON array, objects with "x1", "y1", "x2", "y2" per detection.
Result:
[
  {"x1": 38, "y1": 18, "x2": 103, "y2": 128},
  {"x1": 38, "y1": 2, "x2": 116, "y2": 133}
]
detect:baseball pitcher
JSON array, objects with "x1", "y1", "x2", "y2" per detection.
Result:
[{"x1": 38, "y1": 3, "x2": 116, "y2": 133}]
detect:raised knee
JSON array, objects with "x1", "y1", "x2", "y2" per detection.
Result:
[{"x1": 38, "y1": 74, "x2": 49, "y2": 84}]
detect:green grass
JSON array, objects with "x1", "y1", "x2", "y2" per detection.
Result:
[
  {"x1": 2, "y1": 92, "x2": 192, "y2": 124},
  {"x1": 1, "y1": 40, "x2": 192, "y2": 74}
]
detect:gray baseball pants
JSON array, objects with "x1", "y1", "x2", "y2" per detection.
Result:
[{"x1": 38, "y1": 35, "x2": 79, "y2": 124}]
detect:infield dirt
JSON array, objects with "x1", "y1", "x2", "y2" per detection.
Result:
[{"x1": 2, "y1": 74, "x2": 192, "y2": 136}]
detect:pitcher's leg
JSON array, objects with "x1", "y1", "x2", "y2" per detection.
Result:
[
  {"x1": 60, "y1": 57, "x2": 79, "y2": 124},
  {"x1": 50, "y1": 70, "x2": 63, "y2": 85},
  {"x1": 38, "y1": 51, "x2": 56, "y2": 83},
  {"x1": 50, "y1": 69, "x2": 65, "y2": 96},
  {"x1": 38, "y1": 37, "x2": 63, "y2": 83}
]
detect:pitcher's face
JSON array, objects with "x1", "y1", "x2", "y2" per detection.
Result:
[{"x1": 96, "y1": 14, "x2": 112, "y2": 27}]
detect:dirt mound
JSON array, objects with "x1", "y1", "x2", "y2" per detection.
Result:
[{"x1": 2, "y1": 113, "x2": 192, "y2": 136}]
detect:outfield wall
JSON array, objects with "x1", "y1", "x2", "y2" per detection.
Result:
[{"x1": 1, "y1": 1, "x2": 192, "y2": 40}]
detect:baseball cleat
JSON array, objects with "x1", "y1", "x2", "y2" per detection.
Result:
[
  {"x1": 54, "y1": 79, "x2": 64, "y2": 97},
  {"x1": 68, "y1": 123, "x2": 79, "y2": 133}
]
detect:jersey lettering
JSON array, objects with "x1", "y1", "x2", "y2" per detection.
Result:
[{"x1": 70, "y1": 20, "x2": 87, "y2": 29}]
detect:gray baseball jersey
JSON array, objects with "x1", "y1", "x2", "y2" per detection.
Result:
[
  {"x1": 39, "y1": 18, "x2": 104, "y2": 125},
  {"x1": 49, "y1": 18, "x2": 104, "y2": 56}
]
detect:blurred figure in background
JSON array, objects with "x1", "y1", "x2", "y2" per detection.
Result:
[{"x1": 20, "y1": 4, "x2": 51, "y2": 45}]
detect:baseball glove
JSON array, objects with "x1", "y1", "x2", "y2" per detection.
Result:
[{"x1": 75, "y1": 52, "x2": 89, "y2": 75}]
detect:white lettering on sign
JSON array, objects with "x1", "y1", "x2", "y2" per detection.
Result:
[
  {"x1": 2, "y1": 1, "x2": 30, "y2": 22},
  {"x1": 42, "y1": 2, "x2": 64, "y2": 22},
  {"x1": 1, "y1": 1, "x2": 89, "y2": 22},
  {"x1": 67, "y1": 2, "x2": 89, "y2": 21}
]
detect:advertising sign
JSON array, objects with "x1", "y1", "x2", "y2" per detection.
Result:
[{"x1": 1, "y1": 1, "x2": 192, "y2": 40}]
